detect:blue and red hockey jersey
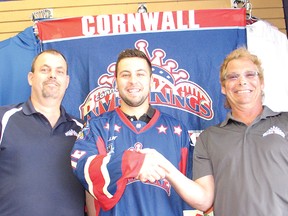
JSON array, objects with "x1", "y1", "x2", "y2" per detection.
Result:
[{"x1": 71, "y1": 107, "x2": 193, "y2": 215}]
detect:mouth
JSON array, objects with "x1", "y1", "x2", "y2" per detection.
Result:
[
  {"x1": 44, "y1": 81, "x2": 59, "y2": 87},
  {"x1": 127, "y1": 88, "x2": 140, "y2": 93},
  {"x1": 235, "y1": 89, "x2": 252, "y2": 94}
]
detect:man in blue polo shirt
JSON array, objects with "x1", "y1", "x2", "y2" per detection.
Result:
[{"x1": 0, "y1": 49, "x2": 86, "y2": 215}]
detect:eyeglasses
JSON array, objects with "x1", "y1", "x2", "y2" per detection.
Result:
[{"x1": 224, "y1": 71, "x2": 259, "y2": 81}]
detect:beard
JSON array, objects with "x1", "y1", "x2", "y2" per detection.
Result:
[
  {"x1": 42, "y1": 81, "x2": 61, "y2": 99},
  {"x1": 119, "y1": 93, "x2": 149, "y2": 107}
]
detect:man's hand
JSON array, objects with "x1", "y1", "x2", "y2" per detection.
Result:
[{"x1": 136, "y1": 148, "x2": 167, "y2": 183}]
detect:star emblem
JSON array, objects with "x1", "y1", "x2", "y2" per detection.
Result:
[
  {"x1": 114, "y1": 124, "x2": 121, "y2": 132},
  {"x1": 104, "y1": 122, "x2": 109, "y2": 130},
  {"x1": 174, "y1": 125, "x2": 182, "y2": 136},
  {"x1": 157, "y1": 124, "x2": 168, "y2": 134}
]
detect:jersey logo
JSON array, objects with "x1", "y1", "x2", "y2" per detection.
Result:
[
  {"x1": 79, "y1": 39, "x2": 214, "y2": 122},
  {"x1": 108, "y1": 136, "x2": 117, "y2": 142},
  {"x1": 127, "y1": 177, "x2": 171, "y2": 196},
  {"x1": 77, "y1": 123, "x2": 90, "y2": 140}
]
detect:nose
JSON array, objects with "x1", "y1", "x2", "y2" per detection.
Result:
[
  {"x1": 238, "y1": 75, "x2": 247, "y2": 85},
  {"x1": 49, "y1": 69, "x2": 56, "y2": 79},
  {"x1": 129, "y1": 74, "x2": 138, "y2": 83}
]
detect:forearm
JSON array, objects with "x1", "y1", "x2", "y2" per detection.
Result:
[
  {"x1": 136, "y1": 148, "x2": 214, "y2": 211},
  {"x1": 164, "y1": 161, "x2": 214, "y2": 211}
]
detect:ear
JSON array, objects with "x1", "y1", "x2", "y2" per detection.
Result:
[
  {"x1": 149, "y1": 75, "x2": 153, "y2": 88},
  {"x1": 65, "y1": 75, "x2": 70, "y2": 89},
  {"x1": 260, "y1": 79, "x2": 264, "y2": 91},
  {"x1": 115, "y1": 77, "x2": 119, "y2": 91},
  {"x1": 221, "y1": 84, "x2": 226, "y2": 95},
  {"x1": 27, "y1": 72, "x2": 33, "y2": 86}
]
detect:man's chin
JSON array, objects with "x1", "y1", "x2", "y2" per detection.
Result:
[{"x1": 42, "y1": 92, "x2": 60, "y2": 99}]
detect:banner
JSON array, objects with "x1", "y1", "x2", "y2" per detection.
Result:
[{"x1": 37, "y1": 9, "x2": 246, "y2": 139}]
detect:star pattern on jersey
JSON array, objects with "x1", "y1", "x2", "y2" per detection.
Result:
[
  {"x1": 114, "y1": 124, "x2": 121, "y2": 132},
  {"x1": 157, "y1": 124, "x2": 168, "y2": 134},
  {"x1": 173, "y1": 125, "x2": 182, "y2": 136},
  {"x1": 104, "y1": 122, "x2": 109, "y2": 130},
  {"x1": 103, "y1": 123, "x2": 122, "y2": 132}
]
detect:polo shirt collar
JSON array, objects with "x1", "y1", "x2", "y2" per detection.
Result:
[
  {"x1": 124, "y1": 105, "x2": 155, "y2": 123},
  {"x1": 220, "y1": 106, "x2": 280, "y2": 127},
  {"x1": 22, "y1": 98, "x2": 38, "y2": 115},
  {"x1": 22, "y1": 98, "x2": 72, "y2": 122}
]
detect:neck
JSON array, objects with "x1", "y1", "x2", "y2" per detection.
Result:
[
  {"x1": 120, "y1": 103, "x2": 149, "y2": 120},
  {"x1": 231, "y1": 104, "x2": 263, "y2": 125},
  {"x1": 31, "y1": 97, "x2": 61, "y2": 128}
]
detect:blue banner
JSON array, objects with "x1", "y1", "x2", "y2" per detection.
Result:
[{"x1": 37, "y1": 9, "x2": 247, "y2": 139}]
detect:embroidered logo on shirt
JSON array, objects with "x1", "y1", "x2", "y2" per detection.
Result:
[
  {"x1": 263, "y1": 126, "x2": 285, "y2": 138},
  {"x1": 65, "y1": 129, "x2": 79, "y2": 137}
]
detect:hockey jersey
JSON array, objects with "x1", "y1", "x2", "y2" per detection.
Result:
[{"x1": 71, "y1": 107, "x2": 193, "y2": 216}]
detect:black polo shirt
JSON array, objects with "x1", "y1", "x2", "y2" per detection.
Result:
[{"x1": 0, "y1": 99, "x2": 85, "y2": 216}]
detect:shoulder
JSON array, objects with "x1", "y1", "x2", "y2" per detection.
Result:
[
  {"x1": 197, "y1": 122, "x2": 222, "y2": 139},
  {"x1": 91, "y1": 109, "x2": 117, "y2": 120},
  {"x1": 157, "y1": 110, "x2": 189, "y2": 133},
  {"x1": 85, "y1": 110, "x2": 118, "y2": 126},
  {"x1": 262, "y1": 106, "x2": 288, "y2": 120},
  {"x1": 0, "y1": 103, "x2": 24, "y2": 118},
  {"x1": 0, "y1": 102, "x2": 24, "y2": 111},
  {"x1": 271, "y1": 112, "x2": 288, "y2": 125},
  {"x1": 67, "y1": 114, "x2": 85, "y2": 128},
  {"x1": 276, "y1": 111, "x2": 288, "y2": 118},
  {"x1": 158, "y1": 110, "x2": 185, "y2": 124}
]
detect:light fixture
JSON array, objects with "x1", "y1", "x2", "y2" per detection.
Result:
[{"x1": 137, "y1": 4, "x2": 148, "y2": 13}]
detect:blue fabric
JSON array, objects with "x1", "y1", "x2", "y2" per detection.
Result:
[
  {"x1": 0, "y1": 27, "x2": 41, "y2": 105},
  {"x1": 42, "y1": 28, "x2": 246, "y2": 130}
]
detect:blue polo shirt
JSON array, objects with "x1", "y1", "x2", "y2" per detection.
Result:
[{"x1": 0, "y1": 99, "x2": 85, "y2": 216}]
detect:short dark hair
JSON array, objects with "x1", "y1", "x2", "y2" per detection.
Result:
[
  {"x1": 31, "y1": 49, "x2": 68, "y2": 74},
  {"x1": 115, "y1": 49, "x2": 152, "y2": 77}
]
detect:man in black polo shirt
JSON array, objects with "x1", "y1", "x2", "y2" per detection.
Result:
[{"x1": 0, "y1": 49, "x2": 86, "y2": 215}]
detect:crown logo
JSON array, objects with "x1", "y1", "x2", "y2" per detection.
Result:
[{"x1": 79, "y1": 39, "x2": 213, "y2": 121}]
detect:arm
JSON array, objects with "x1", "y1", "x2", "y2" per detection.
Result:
[
  {"x1": 164, "y1": 161, "x2": 214, "y2": 212},
  {"x1": 163, "y1": 129, "x2": 214, "y2": 211},
  {"x1": 85, "y1": 191, "x2": 97, "y2": 216},
  {"x1": 71, "y1": 120, "x2": 146, "y2": 211},
  {"x1": 138, "y1": 148, "x2": 214, "y2": 212},
  {"x1": 136, "y1": 148, "x2": 168, "y2": 183},
  {"x1": 135, "y1": 123, "x2": 214, "y2": 211}
]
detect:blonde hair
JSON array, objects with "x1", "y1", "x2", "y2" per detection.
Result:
[{"x1": 220, "y1": 47, "x2": 264, "y2": 109}]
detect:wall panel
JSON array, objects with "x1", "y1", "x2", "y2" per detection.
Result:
[{"x1": 0, "y1": 0, "x2": 286, "y2": 41}]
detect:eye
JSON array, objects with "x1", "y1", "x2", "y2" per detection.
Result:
[
  {"x1": 137, "y1": 72, "x2": 146, "y2": 77},
  {"x1": 40, "y1": 67, "x2": 49, "y2": 73},
  {"x1": 245, "y1": 71, "x2": 258, "y2": 79},
  {"x1": 120, "y1": 73, "x2": 130, "y2": 78},
  {"x1": 225, "y1": 73, "x2": 238, "y2": 81}
]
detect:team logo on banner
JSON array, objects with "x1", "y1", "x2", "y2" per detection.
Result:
[{"x1": 79, "y1": 39, "x2": 213, "y2": 121}]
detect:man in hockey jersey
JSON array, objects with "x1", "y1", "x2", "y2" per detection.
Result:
[
  {"x1": 0, "y1": 49, "x2": 87, "y2": 215},
  {"x1": 71, "y1": 48, "x2": 193, "y2": 215}
]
